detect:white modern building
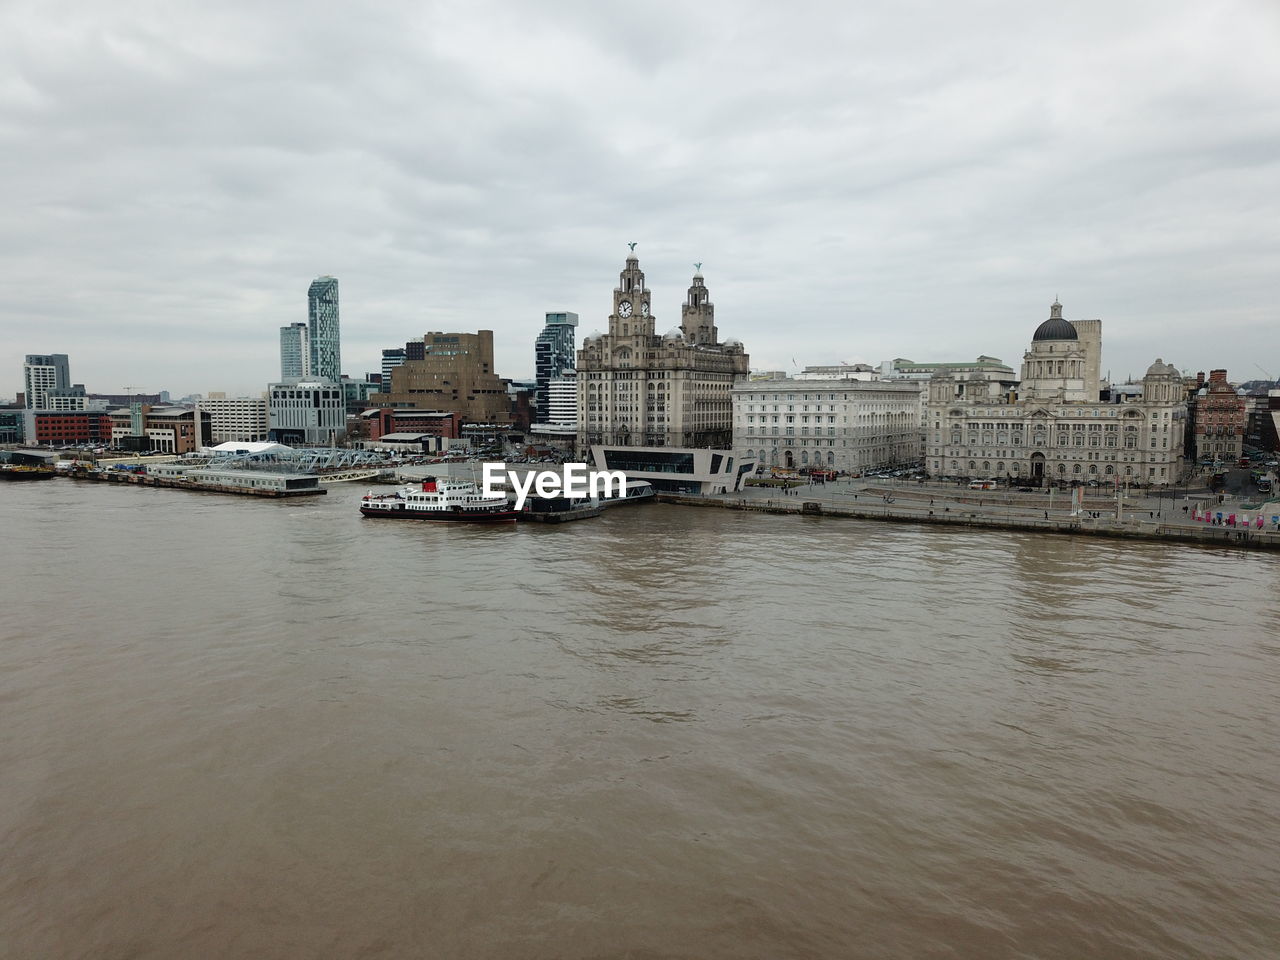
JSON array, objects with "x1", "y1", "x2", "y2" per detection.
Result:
[
  {"x1": 267, "y1": 380, "x2": 346, "y2": 444},
  {"x1": 530, "y1": 372, "x2": 579, "y2": 449},
  {"x1": 589, "y1": 445, "x2": 756, "y2": 495},
  {"x1": 199, "y1": 393, "x2": 270, "y2": 443},
  {"x1": 733, "y1": 378, "x2": 922, "y2": 473},
  {"x1": 925, "y1": 301, "x2": 1188, "y2": 486}
]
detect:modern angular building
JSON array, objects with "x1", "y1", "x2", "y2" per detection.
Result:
[
  {"x1": 534, "y1": 311, "x2": 578, "y2": 417},
  {"x1": 280, "y1": 323, "x2": 311, "y2": 381},
  {"x1": 267, "y1": 380, "x2": 346, "y2": 444},
  {"x1": 307, "y1": 276, "x2": 341, "y2": 382},
  {"x1": 23, "y1": 354, "x2": 71, "y2": 409}
]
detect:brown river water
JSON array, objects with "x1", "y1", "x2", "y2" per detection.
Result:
[{"x1": 1, "y1": 480, "x2": 1277, "y2": 959}]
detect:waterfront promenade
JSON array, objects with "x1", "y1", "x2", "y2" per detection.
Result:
[{"x1": 662, "y1": 478, "x2": 1280, "y2": 551}]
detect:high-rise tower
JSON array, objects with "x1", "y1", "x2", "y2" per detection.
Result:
[
  {"x1": 23, "y1": 354, "x2": 70, "y2": 408},
  {"x1": 534, "y1": 311, "x2": 579, "y2": 416},
  {"x1": 307, "y1": 276, "x2": 341, "y2": 382},
  {"x1": 279, "y1": 323, "x2": 310, "y2": 381}
]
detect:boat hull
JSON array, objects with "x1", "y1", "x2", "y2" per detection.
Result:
[
  {"x1": 359, "y1": 505, "x2": 518, "y2": 523},
  {"x1": 0, "y1": 469, "x2": 57, "y2": 481}
]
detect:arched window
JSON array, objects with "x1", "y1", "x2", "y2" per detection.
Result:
[
  {"x1": 1089, "y1": 465, "x2": 1097, "y2": 475},
  {"x1": 1074, "y1": 464, "x2": 1082, "y2": 475},
  {"x1": 968, "y1": 460, "x2": 976, "y2": 470},
  {"x1": 827, "y1": 452, "x2": 835, "y2": 466},
  {"x1": 745, "y1": 449, "x2": 755, "y2": 459},
  {"x1": 1105, "y1": 465, "x2": 1114, "y2": 475},
  {"x1": 1057, "y1": 463, "x2": 1066, "y2": 474},
  {"x1": 801, "y1": 451, "x2": 809, "y2": 465}
]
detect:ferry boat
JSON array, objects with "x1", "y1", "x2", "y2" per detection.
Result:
[{"x1": 359, "y1": 476, "x2": 518, "y2": 523}]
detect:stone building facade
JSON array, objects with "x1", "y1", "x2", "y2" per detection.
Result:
[
  {"x1": 370, "y1": 331, "x2": 512, "y2": 425},
  {"x1": 925, "y1": 302, "x2": 1188, "y2": 487},
  {"x1": 733, "y1": 379, "x2": 921, "y2": 472},
  {"x1": 577, "y1": 252, "x2": 749, "y2": 449},
  {"x1": 1193, "y1": 369, "x2": 1246, "y2": 463}
]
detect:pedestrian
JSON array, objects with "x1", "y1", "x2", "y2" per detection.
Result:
[{"x1": 1044, "y1": 511, "x2": 1048, "y2": 519}]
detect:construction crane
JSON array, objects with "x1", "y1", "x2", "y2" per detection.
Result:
[{"x1": 1255, "y1": 364, "x2": 1274, "y2": 381}]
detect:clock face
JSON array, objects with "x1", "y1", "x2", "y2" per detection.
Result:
[
  {"x1": 641, "y1": 301, "x2": 650, "y2": 317},
  {"x1": 618, "y1": 299, "x2": 633, "y2": 318}
]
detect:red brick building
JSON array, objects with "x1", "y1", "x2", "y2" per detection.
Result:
[
  {"x1": 27, "y1": 411, "x2": 114, "y2": 446},
  {"x1": 1194, "y1": 369, "x2": 1246, "y2": 463},
  {"x1": 363, "y1": 409, "x2": 463, "y2": 442}
]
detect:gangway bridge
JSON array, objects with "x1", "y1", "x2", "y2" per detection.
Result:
[{"x1": 194, "y1": 447, "x2": 395, "y2": 483}]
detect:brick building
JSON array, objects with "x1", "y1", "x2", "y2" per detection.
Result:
[{"x1": 1193, "y1": 369, "x2": 1246, "y2": 463}]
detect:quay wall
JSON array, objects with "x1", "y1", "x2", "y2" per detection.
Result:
[
  {"x1": 69, "y1": 471, "x2": 326, "y2": 499},
  {"x1": 657, "y1": 494, "x2": 1280, "y2": 552}
]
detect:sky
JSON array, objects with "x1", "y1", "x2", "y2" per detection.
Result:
[{"x1": 2, "y1": 0, "x2": 1278, "y2": 399}]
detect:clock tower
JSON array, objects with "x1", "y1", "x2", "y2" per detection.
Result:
[
  {"x1": 680, "y1": 265, "x2": 717, "y2": 345},
  {"x1": 609, "y1": 247, "x2": 654, "y2": 339}
]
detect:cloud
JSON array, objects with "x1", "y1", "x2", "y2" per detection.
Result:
[{"x1": 2, "y1": 0, "x2": 1277, "y2": 398}]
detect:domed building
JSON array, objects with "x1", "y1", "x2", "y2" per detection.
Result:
[{"x1": 925, "y1": 301, "x2": 1188, "y2": 487}]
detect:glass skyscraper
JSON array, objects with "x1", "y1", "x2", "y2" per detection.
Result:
[
  {"x1": 534, "y1": 312, "x2": 578, "y2": 417},
  {"x1": 279, "y1": 323, "x2": 310, "y2": 381},
  {"x1": 307, "y1": 276, "x2": 341, "y2": 382}
]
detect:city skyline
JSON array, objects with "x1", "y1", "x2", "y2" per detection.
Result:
[{"x1": 2, "y1": 1, "x2": 1277, "y2": 397}]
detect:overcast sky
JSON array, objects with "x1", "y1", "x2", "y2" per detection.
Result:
[{"x1": 2, "y1": 0, "x2": 1278, "y2": 399}]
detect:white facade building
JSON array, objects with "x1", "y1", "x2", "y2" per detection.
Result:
[
  {"x1": 23, "y1": 354, "x2": 70, "y2": 409},
  {"x1": 733, "y1": 378, "x2": 922, "y2": 472},
  {"x1": 199, "y1": 393, "x2": 270, "y2": 443},
  {"x1": 546, "y1": 375, "x2": 577, "y2": 426},
  {"x1": 267, "y1": 380, "x2": 346, "y2": 444},
  {"x1": 925, "y1": 302, "x2": 1187, "y2": 487}
]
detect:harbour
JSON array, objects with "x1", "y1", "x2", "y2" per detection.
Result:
[{"x1": 1, "y1": 480, "x2": 1277, "y2": 959}]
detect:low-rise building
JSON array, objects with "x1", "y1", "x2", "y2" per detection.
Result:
[
  {"x1": 363, "y1": 408, "x2": 462, "y2": 442},
  {"x1": 0, "y1": 409, "x2": 23, "y2": 444},
  {"x1": 733, "y1": 378, "x2": 921, "y2": 473},
  {"x1": 797, "y1": 363, "x2": 880, "y2": 381},
  {"x1": 199, "y1": 394, "x2": 269, "y2": 443},
  {"x1": 268, "y1": 381, "x2": 346, "y2": 445},
  {"x1": 108, "y1": 406, "x2": 211, "y2": 453},
  {"x1": 589, "y1": 445, "x2": 755, "y2": 494},
  {"x1": 23, "y1": 410, "x2": 114, "y2": 446}
]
